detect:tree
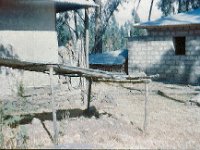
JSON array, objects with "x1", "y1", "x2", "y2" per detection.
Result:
[
  {"x1": 130, "y1": 9, "x2": 146, "y2": 37},
  {"x1": 93, "y1": 0, "x2": 103, "y2": 53},
  {"x1": 56, "y1": 0, "x2": 129, "y2": 54},
  {"x1": 56, "y1": 13, "x2": 72, "y2": 46},
  {"x1": 157, "y1": 0, "x2": 175, "y2": 16},
  {"x1": 133, "y1": 0, "x2": 141, "y2": 20},
  {"x1": 91, "y1": 0, "x2": 127, "y2": 53},
  {"x1": 191, "y1": 0, "x2": 200, "y2": 9},
  {"x1": 56, "y1": 9, "x2": 86, "y2": 47},
  {"x1": 102, "y1": 16, "x2": 122, "y2": 51},
  {"x1": 120, "y1": 23, "x2": 129, "y2": 49},
  {"x1": 148, "y1": 0, "x2": 154, "y2": 21},
  {"x1": 158, "y1": 0, "x2": 200, "y2": 16}
]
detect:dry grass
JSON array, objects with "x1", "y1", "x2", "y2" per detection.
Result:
[{"x1": 1, "y1": 81, "x2": 200, "y2": 149}]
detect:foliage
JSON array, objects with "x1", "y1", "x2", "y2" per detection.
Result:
[
  {"x1": 90, "y1": 14, "x2": 130, "y2": 52},
  {"x1": 3, "y1": 101, "x2": 23, "y2": 127},
  {"x1": 119, "y1": 24, "x2": 129, "y2": 49},
  {"x1": 0, "y1": 100, "x2": 28, "y2": 148},
  {"x1": 55, "y1": 0, "x2": 200, "y2": 53},
  {"x1": 17, "y1": 81, "x2": 25, "y2": 98},
  {"x1": 56, "y1": 13, "x2": 73, "y2": 46},
  {"x1": 56, "y1": 1, "x2": 130, "y2": 54},
  {"x1": 16, "y1": 81, "x2": 29, "y2": 112},
  {"x1": 56, "y1": 11, "x2": 85, "y2": 47},
  {"x1": 16, "y1": 126, "x2": 28, "y2": 149},
  {"x1": 157, "y1": 0, "x2": 174, "y2": 16},
  {"x1": 157, "y1": 0, "x2": 200, "y2": 16},
  {"x1": 130, "y1": 9, "x2": 147, "y2": 37},
  {"x1": 102, "y1": 16, "x2": 129, "y2": 51},
  {"x1": 92, "y1": 0, "x2": 128, "y2": 53}
]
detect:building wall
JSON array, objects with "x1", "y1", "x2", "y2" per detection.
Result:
[
  {"x1": 0, "y1": 0, "x2": 59, "y2": 95},
  {"x1": 0, "y1": 0, "x2": 58, "y2": 63},
  {"x1": 128, "y1": 26, "x2": 200, "y2": 85}
]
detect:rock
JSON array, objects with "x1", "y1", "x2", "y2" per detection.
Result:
[{"x1": 31, "y1": 118, "x2": 42, "y2": 125}]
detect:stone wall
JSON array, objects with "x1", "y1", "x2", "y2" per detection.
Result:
[{"x1": 128, "y1": 26, "x2": 200, "y2": 85}]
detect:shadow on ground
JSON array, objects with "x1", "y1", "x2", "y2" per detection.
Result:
[{"x1": 4, "y1": 106, "x2": 113, "y2": 128}]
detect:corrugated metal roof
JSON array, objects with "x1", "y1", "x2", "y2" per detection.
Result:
[
  {"x1": 53, "y1": 0, "x2": 98, "y2": 12},
  {"x1": 134, "y1": 8, "x2": 200, "y2": 28},
  {"x1": 89, "y1": 49, "x2": 128, "y2": 65}
]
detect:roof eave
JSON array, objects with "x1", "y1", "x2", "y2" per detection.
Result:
[
  {"x1": 133, "y1": 23, "x2": 200, "y2": 29},
  {"x1": 54, "y1": 1, "x2": 98, "y2": 12}
]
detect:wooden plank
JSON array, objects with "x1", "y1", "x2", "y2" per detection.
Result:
[
  {"x1": 94, "y1": 78, "x2": 151, "y2": 84},
  {"x1": 0, "y1": 58, "x2": 159, "y2": 80}
]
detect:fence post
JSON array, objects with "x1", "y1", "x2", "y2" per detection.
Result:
[
  {"x1": 87, "y1": 78, "x2": 92, "y2": 112},
  {"x1": 0, "y1": 101, "x2": 3, "y2": 147},
  {"x1": 143, "y1": 81, "x2": 149, "y2": 132},
  {"x1": 49, "y1": 66, "x2": 59, "y2": 145}
]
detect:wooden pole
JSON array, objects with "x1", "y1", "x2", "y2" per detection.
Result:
[
  {"x1": 0, "y1": 101, "x2": 3, "y2": 147},
  {"x1": 143, "y1": 82, "x2": 149, "y2": 132},
  {"x1": 49, "y1": 66, "x2": 58, "y2": 145},
  {"x1": 84, "y1": 8, "x2": 89, "y2": 68},
  {"x1": 87, "y1": 78, "x2": 92, "y2": 112},
  {"x1": 84, "y1": 8, "x2": 91, "y2": 109}
]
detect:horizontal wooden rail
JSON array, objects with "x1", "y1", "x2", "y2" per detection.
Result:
[{"x1": 0, "y1": 57, "x2": 159, "y2": 80}]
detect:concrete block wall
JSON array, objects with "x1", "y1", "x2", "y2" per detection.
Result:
[
  {"x1": 128, "y1": 26, "x2": 200, "y2": 85},
  {"x1": 0, "y1": 0, "x2": 59, "y2": 95},
  {"x1": 0, "y1": 0, "x2": 58, "y2": 63}
]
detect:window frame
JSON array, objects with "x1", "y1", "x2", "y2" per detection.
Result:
[{"x1": 173, "y1": 36, "x2": 186, "y2": 56}]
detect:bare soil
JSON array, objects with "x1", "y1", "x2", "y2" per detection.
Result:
[{"x1": 1, "y1": 81, "x2": 200, "y2": 149}]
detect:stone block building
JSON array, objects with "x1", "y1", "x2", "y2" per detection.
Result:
[{"x1": 128, "y1": 9, "x2": 200, "y2": 85}]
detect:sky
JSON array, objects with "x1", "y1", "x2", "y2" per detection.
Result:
[{"x1": 114, "y1": 0, "x2": 162, "y2": 26}]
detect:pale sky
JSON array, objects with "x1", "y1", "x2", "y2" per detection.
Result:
[{"x1": 114, "y1": 0, "x2": 162, "y2": 26}]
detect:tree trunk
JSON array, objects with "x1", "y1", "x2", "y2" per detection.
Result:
[
  {"x1": 133, "y1": 0, "x2": 141, "y2": 23},
  {"x1": 178, "y1": 0, "x2": 182, "y2": 13},
  {"x1": 74, "y1": 11, "x2": 79, "y2": 40},
  {"x1": 148, "y1": 0, "x2": 154, "y2": 21},
  {"x1": 92, "y1": 0, "x2": 123, "y2": 53},
  {"x1": 94, "y1": 0, "x2": 103, "y2": 53},
  {"x1": 191, "y1": 0, "x2": 196, "y2": 9},
  {"x1": 186, "y1": 0, "x2": 189, "y2": 11}
]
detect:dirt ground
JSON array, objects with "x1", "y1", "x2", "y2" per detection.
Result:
[{"x1": 1, "y1": 81, "x2": 200, "y2": 149}]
